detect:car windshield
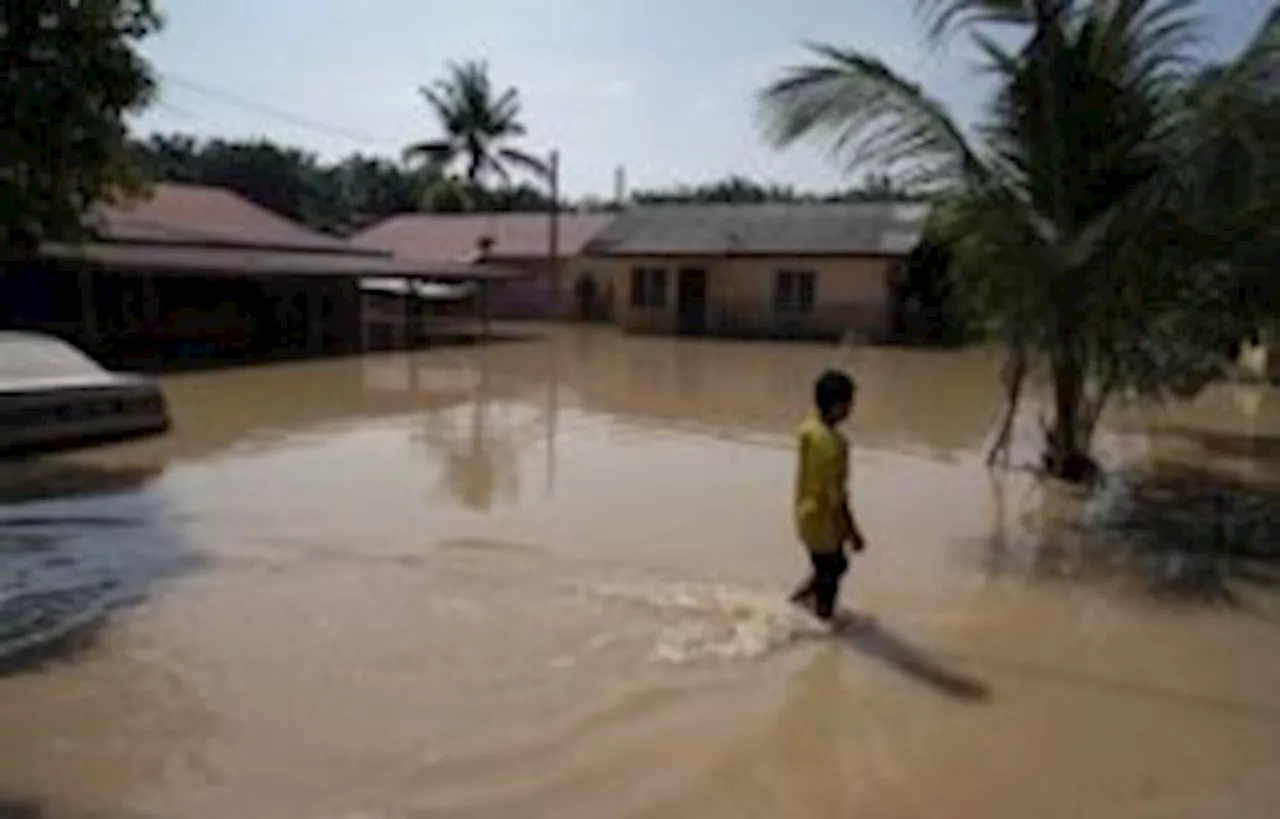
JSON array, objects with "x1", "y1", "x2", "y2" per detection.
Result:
[{"x1": 0, "y1": 333, "x2": 108, "y2": 381}]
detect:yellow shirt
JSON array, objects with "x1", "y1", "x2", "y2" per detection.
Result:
[{"x1": 794, "y1": 415, "x2": 851, "y2": 553}]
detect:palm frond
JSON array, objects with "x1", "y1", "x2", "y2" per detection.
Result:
[
  {"x1": 497, "y1": 147, "x2": 551, "y2": 180},
  {"x1": 403, "y1": 139, "x2": 456, "y2": 168},
  {"x1": 1085, "y1": 0, "x2": 1202, "y2": 94},
  {"x1": 913, "y1": 0, "x2": 1039, "y2": 45},
  {"x1": 491, "y1": 88, "x2": 524, "y2": 130},
  {"x1": 484, "y1": 155, "x2": 513, "y2": 187},
  {"x1": 758, "y1": 44, "x2": 983, "y2": 190},
  {"x1": 419, "y1": 84, "x2": 458, "y2": 125},
  {"x1": 408, "y1": 60, "x2": 540, "y2": 187}
]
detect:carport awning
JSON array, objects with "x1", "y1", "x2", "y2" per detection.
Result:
[{"x1": 360, "y1": 278, "x2": 476, "y2": 302}]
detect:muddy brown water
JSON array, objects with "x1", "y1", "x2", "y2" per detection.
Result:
[{"x1": 1, "y1": 326, "x2": 1279, "y2": 818}]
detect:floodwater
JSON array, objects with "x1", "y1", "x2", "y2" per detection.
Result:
[{"x1": 1, "y1": 326, "x2": 1279, "y2": 818}]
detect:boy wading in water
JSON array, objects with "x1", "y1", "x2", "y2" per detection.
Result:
[{"x1": 790, "y1": 370, "x2": 865, "y2": 626}]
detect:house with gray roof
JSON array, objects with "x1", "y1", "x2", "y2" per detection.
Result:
[{"x1": 569, "y1": 202, "x2": 931, "y2": 339}]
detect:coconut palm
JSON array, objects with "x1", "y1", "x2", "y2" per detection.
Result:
[
  {"x1": 404, "y1": 60, "x2": 549, "y2": 191},
  {"x1": 761, "y1": 0, "x2": 1280, "y2": 483}
]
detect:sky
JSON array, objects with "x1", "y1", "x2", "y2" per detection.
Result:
[{"x1": 133, "y1": 0, "x2": 1277, "y2": 199}]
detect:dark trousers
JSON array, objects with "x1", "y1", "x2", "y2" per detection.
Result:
[{"x1": 791, "y1": 549, "x2": 848, "y2": 621}]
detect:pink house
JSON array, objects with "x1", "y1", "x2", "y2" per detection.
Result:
[{"x1": 353, "y1": 212, "x2": 615, "y2": 319}]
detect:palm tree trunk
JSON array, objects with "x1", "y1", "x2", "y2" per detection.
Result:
[
  {"x1": 987, "y1": 343, "x2": 1027, "y2": 467},
  {"x1": 1044, "y1": 344, "x2": 1098, "y2": 484}
]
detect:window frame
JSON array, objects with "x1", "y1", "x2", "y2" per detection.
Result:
[
  {"x1": 774, "y1": 269, "x2": 816, "y2": 314},
  {"x1": 630, "y1": 267, "x2": 669, "y2": 309}
]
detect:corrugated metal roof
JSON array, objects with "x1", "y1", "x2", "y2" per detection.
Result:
[
  {"x1": 353, "y1": 212, "x2": 616, "y2": 263},
  {"x1": 41, "y1": 242, "x2": 522, "y2": 281},
  {"x1": 584, "y1": 202, "x2": 930, "y2": 257},
  {"x1": 94, "y1": 183, "x2": 366, "y2": 254}
]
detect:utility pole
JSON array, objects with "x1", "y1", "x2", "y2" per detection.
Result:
[
  {"x1": 548, "y1": 150, "x2": 561, "y2": 318},
  {"x1": 614, "y1": 166, "x2": 627, "y2": 208}
]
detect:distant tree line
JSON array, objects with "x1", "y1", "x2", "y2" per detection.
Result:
[
  {"x1": 128, "y1": 134, "x2": 556, "y2": 235},
  {"x1": 130, "y1": 134, "x2": 918, "y2": 234},
  {"x1": 630, "y1": 173, "x2": 917, "y2": 205}
]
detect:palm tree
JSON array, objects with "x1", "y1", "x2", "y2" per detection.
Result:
[
  {"x1": 405, "y1": 60, "x2": 549, "y2": 192},
  {"x1": 761, "y1": 0, "x2": 1280, "y2": 483}
]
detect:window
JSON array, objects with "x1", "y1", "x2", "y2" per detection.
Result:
[
  {"x1": 630, "y1": 267, "x2": 668, "y2": 309},
  {"x1": 774, "y1": 270, "x2": 816, "y2": 314}
]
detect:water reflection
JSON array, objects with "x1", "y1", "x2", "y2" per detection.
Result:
[
  {"x1": 980, "y1": 463, "x2": 1280, "y2": 604},
  {"x1": 1090, "y1": 465, "x2": 1280, "y2": 602},
  {"x1": 462, "y1": 328, "x2": 1002, "y2": 458},
  {"x1": 0, "y1": 459, "x2": 193, "y2": 669},
  {"x1": 0, "y1": 462, "x2": 160, "y2": 506},
  {"x1": 417, "y1": 399, "x2": 521, "y2": 512},
  {"x1": 0, "y1": 798, "x2": 43, "y2": 819},
  {"x1": 1157, "y1": 427, "x2": 1280, "y2": 467},
  {"x1": 88, "y1": 354, "x2": 484, "y2": 469},
  {"x1": 411, "y1": 355, "x2": 540, "y2": 511}
]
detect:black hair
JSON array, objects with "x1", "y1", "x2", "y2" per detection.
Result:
[{"x1": 814, "y1": 370, "x2": 856, "y2": 415}]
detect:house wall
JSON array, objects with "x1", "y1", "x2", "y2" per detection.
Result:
[
  {"x1": 573, "y1": 255, "x2": 898, "y2": 340},
  {"x1": 563, "y1": 259, "x2": 618, "y2": 321},
  {"x1": 485, "y1": 257, "x2": 569, "y2": 319}
]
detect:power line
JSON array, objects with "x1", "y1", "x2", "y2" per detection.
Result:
[
  {"x1": 153, "y1": 98, "x2": 201, "y2": 121},
  {"x1": 158, "y1": 72, "x2": 406, "y2": 150}
]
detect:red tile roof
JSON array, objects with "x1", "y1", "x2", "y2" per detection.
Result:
[
  {"x1": 353, "y1": 212, "x2": 616, "y2": 263},
  {"x1": 94, "y1": 182, "x2": 359, "y2": 253},
  {"x1": 36, "y1": 182, "x2": 523, "y2": 281}
]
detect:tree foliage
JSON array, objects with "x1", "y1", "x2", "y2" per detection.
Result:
[
  {"x1": 131, "y1": 134, "x2": 389, "y2": 233},
  {"x1": 631, "y1": 173, "x2": 918, "y2": 205},
  {"x1": 1, "y1": 0, "x2": 161, "y2": 248},
  {"x1": 762, "y1": 0, "x2": 1280, "y2": 483},
  {"x1": 405, "y1": 60, "x2": 549, "y2": 189},
  {"x1": 131, "y1": 133, "x2": 560, "y2": 231}
]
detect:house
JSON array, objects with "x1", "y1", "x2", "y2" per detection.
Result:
[
  {"x1": 570, "y1": 202, "x2": 931, "y2": 341},
  {"x1": 0, "y1": 183, "x2": 513, "y2": 367},
  {"x1": 353, "y1": 212, "x2": 616, "y2": 319}
]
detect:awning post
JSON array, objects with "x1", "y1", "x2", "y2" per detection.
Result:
[
  {"x1": 402, "y1": 277, "x2": 412, "y2": 349},
  {"x1": 77, "y1": 268, "x2": 99, "y2": 352},
  {"x1": 306, "y1": 284, "x2": 323, "y2": 354}
]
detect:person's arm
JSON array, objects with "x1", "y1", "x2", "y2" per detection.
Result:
[
  {"x1": 837, "y1": 445, "x2": 865, "y2": 552},
  {"x1": 841, "y1": 497, "x2": 865, "y2": 552}
]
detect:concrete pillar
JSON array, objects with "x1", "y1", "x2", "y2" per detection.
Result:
[
  {"x1": 272, "y1": 288, "x2": 291, "y2": 350},
  {"x1": 142, "y1": 274, "x2": 160, "y2": 327},
  {"x1": 401, "y1": 277, "x2": 412, "y2": 349},
  {"x1": 1266, "y1": 330, "x2": 1278, "y2": 384},
  {"x1": 77, "y1": 267, "x2": 99, "y2": 351},
  {"x1": 359, "y1": 288, "x2": 371, "y2": 353},
  {"x1": 306, "y1": 284, "x2": 323, "y2": 354},
  {"x1": 478, "y1": 280, "x2": 492, "y2": 340}
]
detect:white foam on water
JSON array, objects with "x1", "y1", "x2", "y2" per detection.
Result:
[{"x1": 589, "y1": 580, "x2": 827, "y2": 666}]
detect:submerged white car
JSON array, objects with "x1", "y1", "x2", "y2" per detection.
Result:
[{"x1": 0, "y1": 332, "x2": 170, "y2": 456}]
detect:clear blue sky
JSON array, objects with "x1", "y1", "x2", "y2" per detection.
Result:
[{"x1": 133, "y1": 0, "x2": 1276, "y2": 198}]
